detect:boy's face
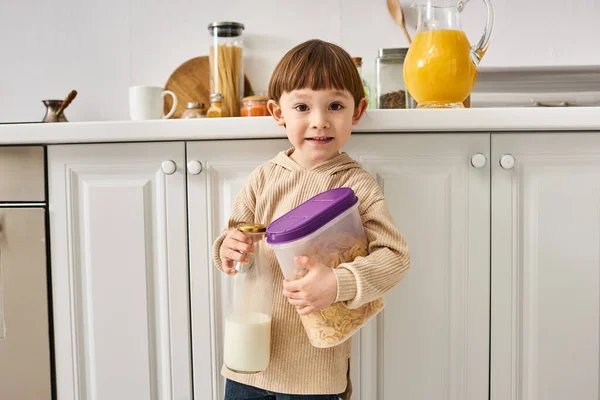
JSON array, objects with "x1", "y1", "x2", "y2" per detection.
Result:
[{"x1": 267, "y1": 89, "x2": 368, "y2": 170}]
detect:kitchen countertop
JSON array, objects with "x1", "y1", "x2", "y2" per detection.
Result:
[{"x1": 1, "y1": 108, "x2": 599, "y2": 145}]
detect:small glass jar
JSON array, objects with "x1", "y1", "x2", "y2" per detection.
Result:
[
  {"x1": 351, "y1": 57, "x2": 372, "y2": 109},
  {"x1": 181, "y1": 102, "x2": 207, "y2": 119},
  {"x1": 376, "y1": 48, "x2": 409, "y2": 109},
  {"x1": 207, "y1": 93, "x2": 229, "y2": 118},
  {"x1": 240, "y1": 96, "x2": 269, "y2": 117},
  {"x1": 208, "y1": 21, "x2": 245, "y2": 117},
  {"x1": 224, "y1": 223, "x2": 273, "y2": 374}
]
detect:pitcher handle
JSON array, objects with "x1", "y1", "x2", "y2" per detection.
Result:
[{"x1": 470, "y1": 0, "x2": 494, "y2": 65}]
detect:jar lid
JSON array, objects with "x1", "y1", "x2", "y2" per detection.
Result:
[
  {"x1": 378, "y1": 48, "x2": 409, "y2": 58},
  {"x1": 186, "y1": 102, "x2": 205, "y2": 109},
  {"x1": 210, "y1": 93, "x2": 224, "y2": 102},
  {"x1": 351, "y1": 57, "x2": 363, "y2": 66},
  {"x1": 242, "y1": 95, "x2": 268, "y2": 103},
  {"x1": 266, "y1": 188, "x2": 358, "y2": 245},
  {"x1": 237, "y1": 223, "x2": 267, "y2": 233},
  {"x1": 208, "y1": 21, "x2": 245, "y2": 37}
]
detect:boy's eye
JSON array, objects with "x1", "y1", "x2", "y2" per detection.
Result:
[
  {"x1": 330, "y1": 103, "x2": 344, "y2": 111},
  {"x1": 295, "y1": 104, "x2": 309, "y2": 112}
]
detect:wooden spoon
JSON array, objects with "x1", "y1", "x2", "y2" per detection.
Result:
[
  {"x1": 386, "y1": 0, "x2": 412, "y2": 45},
  {"x1": 55, "y1": 90, "x2": 78, "y2": 116}
]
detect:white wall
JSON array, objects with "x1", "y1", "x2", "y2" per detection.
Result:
[{"x1": 1, "y1": 0, "x2": 599, "y2": 122}]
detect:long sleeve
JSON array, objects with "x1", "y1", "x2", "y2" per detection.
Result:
[
  {"x1": 212, "y1": 174, "x2": 257, "y2": 271},
  {"x1": 332, "y1": 198, "x2": 410, "y2": 309}
]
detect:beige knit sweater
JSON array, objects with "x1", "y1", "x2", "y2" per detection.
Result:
[{"x1": 213, "y1": 148, "x2": 410, "y2": 398}]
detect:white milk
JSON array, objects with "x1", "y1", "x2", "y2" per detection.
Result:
[{"x1": 224, "y1": 312, "x2": 272, "y2": 373}]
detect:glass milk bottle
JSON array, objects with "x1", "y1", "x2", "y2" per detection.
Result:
[{"x1": 223, "y1": 223, "x2": 273, "y2": 373}]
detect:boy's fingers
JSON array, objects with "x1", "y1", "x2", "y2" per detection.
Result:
[
  {"x1": 226, "y1": 237, "x2": 254, "y2": 255},
  {"x1": 287, "y1": 298, "x2": 308, "y2": 308},
  {"x1": 282, "y1": 279, "x2": 302, "y2": 292},
  {"x1": 225, "y1": 248, "x2": 248, "y2": 263},
  {"x1": 222, "y1": 258, "x2": 233, "y2": 268},
  {"x1": 282, "y1": 288, "x2": 302, "y2": 298},
  {"x1": 230, "y1": 230, "x2": 253, "y2": 244},
  {"x1": 297, "y1": 306, "x2": 315, "y2": 315}
]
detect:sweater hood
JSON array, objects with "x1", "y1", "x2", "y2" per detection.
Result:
[{"x1": 270, "y1": 148, "x2": 361, "y2": 175}]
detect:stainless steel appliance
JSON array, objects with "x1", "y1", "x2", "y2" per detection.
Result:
[
  {"x1": 471, "y1": 66, "x2": 600, "y2": 107},
  {"x1": 0, "y1": 146, "x2": 53, "y2": 399}
]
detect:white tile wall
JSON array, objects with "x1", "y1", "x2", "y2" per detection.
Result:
[{"x1": 1, "y1": 0, "x2": 599, "y2": 122}]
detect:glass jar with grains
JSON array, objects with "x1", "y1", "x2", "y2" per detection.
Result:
[
  {"x1": 240, "y1": 96, "x2": 269, "y2": 117},
  {"x1": 208, "y1": 21, "x2": 245, "y2": 117},
  {"x1": 376, "y1": 48, "x2": 409, "y2": 109},
  {"x1": 181, "y1": 102, "x2": 207, "y2": 119}
]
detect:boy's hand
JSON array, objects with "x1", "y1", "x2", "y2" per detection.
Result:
[
  {"x1": 219, "y1": 229, "x2": 254, "y2": 275},
  {"x1": 282, "y1": 256, "x2": 337, "y2": 315}
]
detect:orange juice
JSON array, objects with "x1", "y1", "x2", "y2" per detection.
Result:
[{"x1": 404, "y1": 29, "x2": 478, "y2": 108}]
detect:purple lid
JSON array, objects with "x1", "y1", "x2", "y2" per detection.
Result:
[{"x1": 266, "y1": 187, "x2": 358, "y2": 245}]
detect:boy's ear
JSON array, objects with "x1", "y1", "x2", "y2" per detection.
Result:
[
  {"x1": 267, "y1": 100, "x2": 286, "y2": 126},
  {"x1": 352, "y1": 97, "x2": 369, "y2": 125}
]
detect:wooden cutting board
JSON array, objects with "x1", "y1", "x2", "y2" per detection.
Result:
[{"x1": 164, "y1": 55, "x2": 253, "y2": 118}]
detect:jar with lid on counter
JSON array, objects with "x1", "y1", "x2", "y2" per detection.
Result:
[
  {"x1": 181, "y1": 102, "x2": 207, "y2": 119},
  {"x1": 207, "y1": 93, "x2": 229, "y2": 118},
  {"x1": 241, "y1": 96, "x2": 269, "y2": 117},
  {"x1": 208, "y1": 21, "x2": 245, "y2": 117},
  {"x1": 376, "y1": 48, "x2": 409, "y2": 109},
  {"x1": 351, "y1": 57, "x2": 372, "y2": 109}
]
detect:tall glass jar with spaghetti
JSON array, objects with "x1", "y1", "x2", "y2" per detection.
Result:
[{"x1": 208, "y1": 21, "x2": 245, "y2": 117}]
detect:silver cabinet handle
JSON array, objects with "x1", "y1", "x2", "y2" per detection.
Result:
[
  {"x1": 161, "y1": 160, "x2": 177, "y2": 175},
  {"x1": 470, "y1": 153, "x2": 487, "y2": 168},
  {"x1": 187, "y1": 160, "x2": 203, "y2": 175},
  {"x1": 500, "y1": 154, "x2": 516, "y2": 170}
]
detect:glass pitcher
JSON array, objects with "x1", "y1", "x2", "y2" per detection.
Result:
[{"x1": 403, "y1": 0, "x2": 493, "y2": 108}]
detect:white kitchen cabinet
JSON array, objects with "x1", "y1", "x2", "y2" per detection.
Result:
[
  {"x1": 344, "y1": 134, "x2": 491, "y2": 400},
  {"x1": 186, "y1": 139, "x2": 290, "y2": 400},
  {"x1": 491, "y1": 133, "x2": 600, "y2": 400},
  {"x1": 48, "y1": 143, "x2": 192, "y2": 400},
  {"x1": 44, "y1": 130, "x2": 600, "y2": 400}
]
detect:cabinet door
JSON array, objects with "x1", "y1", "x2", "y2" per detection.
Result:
[
  {"x1": 344, "y1": 134, "x2": 490, "y2": 400},
  {"x1": 48, "y1": 143, "x2": 191, "y2": 400},
  {"x1": 186, "y1": 139, "x2": 290, "y2": 400},
  {"x1": 491, "y1": 133, "x2": 600, "y2": 400}
]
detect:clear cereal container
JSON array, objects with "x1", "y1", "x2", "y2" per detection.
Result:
[{"x1": 266, "y1": 188, "x2": 384, "y2": 348}]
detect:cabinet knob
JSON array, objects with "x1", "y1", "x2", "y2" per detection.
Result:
[
  {"x1": 187, "y1": 160, "x2": 203, "y2": 175},
  {"x1": 500, "y1": 154, "x2": 516, "y2": 170},
  {"x1": 161, "y1": 160, "x2": 177, "y2": 175},
  {"x1": 470, "y1": 153, "x2": 487, "y2": 168}
]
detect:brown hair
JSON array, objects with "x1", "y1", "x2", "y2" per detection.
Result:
[{"x1": 268, "y1": 39, "x2": 365, "y2": 106}]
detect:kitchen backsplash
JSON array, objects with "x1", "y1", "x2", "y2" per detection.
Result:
[{"x1": 1, "y1": 0, "x2": 599, "y2": 122}]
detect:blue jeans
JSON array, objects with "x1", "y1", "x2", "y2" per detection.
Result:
[{"x1": 224, "y1": 379, "x2": 340, "y2": 400}]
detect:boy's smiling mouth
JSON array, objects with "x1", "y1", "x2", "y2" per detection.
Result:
[{"x1": 306, "y1": 136, "x2": 333, "y2": 144}]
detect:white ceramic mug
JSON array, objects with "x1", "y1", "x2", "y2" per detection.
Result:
[{"x1": 129, "y1": 86, "x2": 178, "y2": 120}]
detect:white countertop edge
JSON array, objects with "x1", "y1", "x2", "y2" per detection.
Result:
[{"x1": 1, "y1": 108, "x2": 599, "y2": 145}]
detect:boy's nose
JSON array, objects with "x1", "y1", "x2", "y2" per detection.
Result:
[{"x1": 310, "y1": 111, "x2": 331, "y2": 130}]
